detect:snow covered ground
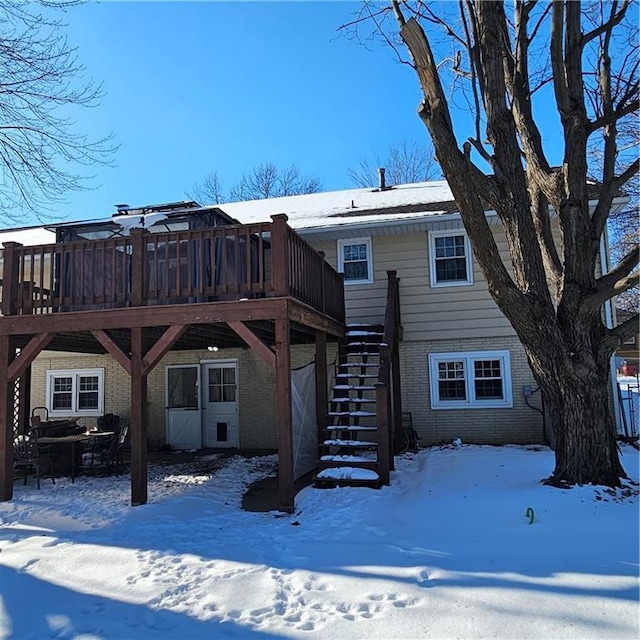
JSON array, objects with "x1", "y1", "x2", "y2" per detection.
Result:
[{"x1": 0, "y1": 444, "x2": 638, "y2": 640}]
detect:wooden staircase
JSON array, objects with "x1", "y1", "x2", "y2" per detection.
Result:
[{"x1": 314, "y1": 323, "x2": 386, "y2": 489}]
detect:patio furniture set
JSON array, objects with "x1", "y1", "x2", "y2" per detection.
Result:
[{"x1": 13, "y1": 410, "x2": 130, "y2": 488}]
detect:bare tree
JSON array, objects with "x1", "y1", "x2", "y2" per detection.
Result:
[
  {"x1": 344, "y1": 1, "x2": 638, "y2": 486},
  {"x1": 0, "y1": 0, "x2": 114, "y2": 224},
  {"x1": 348, "y1": 140, "x2": 441, "y2": 187},
  {"x1": 188, "y1": 163, "x2": 322, "y2": 204},
  {"x1": 188, "y1": 170, "x2": 226, "y2": 205}
]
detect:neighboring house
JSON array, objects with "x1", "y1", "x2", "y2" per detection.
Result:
[
  {"x1": 0, "y1": 179, "x2": 625, "y2": 509},
  {"x1": 616, "y1": 308, "x2": 640, "y2": 374}
]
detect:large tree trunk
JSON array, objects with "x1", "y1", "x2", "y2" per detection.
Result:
[
  {"x1": 534, "y1": 358, "x2": 624, "y2": 487},
  {"x1": 520, "y1": 309, "x2": 626, "y2": 486}
]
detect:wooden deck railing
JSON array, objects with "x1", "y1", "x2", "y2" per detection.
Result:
[
  {"x1": 376, "y1": 270, "x2": 402, "y2": 485},
  {"x1": 0, "y1": 216, "x2": 345, "y2": 323}
]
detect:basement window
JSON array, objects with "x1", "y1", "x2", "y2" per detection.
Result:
[
  {"x1": 45, "y1": 369, "x2": 105, "y2": 417},
  {"x1": 428, "y1": 351, "x2": 512, "y2": 409}
]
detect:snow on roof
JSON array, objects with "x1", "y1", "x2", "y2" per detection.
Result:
[
  {"x1": 0, "y1": 225, "x2": 55, "y2": 247},
  {"x1": 207, "y1": 180, "x2": 458, "y2": 230}
]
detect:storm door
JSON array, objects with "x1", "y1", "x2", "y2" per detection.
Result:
[
  {"x1": 166, "y1": 365, "x2": 202, "y2": 450},
  {"x1": 202, "y1": 361, "x2": 239, "y2": 448}
]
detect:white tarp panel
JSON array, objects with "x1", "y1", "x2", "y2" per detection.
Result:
[{"x1": 291, "y1": 361, "x2": 318, "y2": 480}]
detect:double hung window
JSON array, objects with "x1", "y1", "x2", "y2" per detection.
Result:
[
  {"x1": 46, "y1": 369, "x2": 104, "y2": 416},
  {"x1": 429, "y1": 351, "x2": 512, "y2": 409},
  {"x1": 428, "y1": 230, "x2": 473, "y2": 287},
  {"x1": 337, "y1": 237, "x2": 373, "y2": 284}
]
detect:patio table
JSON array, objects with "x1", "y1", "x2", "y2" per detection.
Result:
[{"x1": 37, "y1": 432, "x2": 115, "y2": 482}]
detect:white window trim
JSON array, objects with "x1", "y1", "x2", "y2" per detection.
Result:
[
  {"x1": 337, "y1": 237, "x2": 374, "y2": 285},
  {"x1": 428, "y1": 350, "x2": 512, "y2": 409},
  {"x1": 428, "y1": 229, "x2": 474, "y2": 288},
  {"x1": 45, "y1": 368, "x2": 105, "y2": 417}
]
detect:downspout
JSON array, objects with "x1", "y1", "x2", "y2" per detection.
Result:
[{"x1": 600, "y1": 225, "x2": 622, "y2": 435}]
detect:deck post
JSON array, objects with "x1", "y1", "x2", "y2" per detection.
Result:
[
  {"x1": 275, "y1": 317, "x2": 294, "y2": 512},
  {"x1": 318, "y1": 251, "x2": 326, "y2": 314},
  {"x1": 315, "y1": 330, "x2": 328, "y2": 442},
  {"x1": 17, "y1": 366, "x2": 32, "y2": 437},
  {"x1": 0, "y1": 335, "x2": 16, "y2": 500},
  {"x1": 270, "y1": 214, "x2": 290, "y2": 297},
  {"x1": 376, "y1": 381, "x2": 391, "y2": 486},
  {"x1": 1, "y1": 242, "x2": 21, "y2": 316},
  {"x1": 130, "y1": 326, "x2": 148, "y2": 506},
  {"x1": 129, "y1": 229, "x2": 149, "y2": 307}
]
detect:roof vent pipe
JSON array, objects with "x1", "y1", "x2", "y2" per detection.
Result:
[
  {"x1": 378, "y1": 167, "x2": 386, "y2": 191},
  {"x1": 114, "y1": 203, "x2": 130, "y2": 215}
]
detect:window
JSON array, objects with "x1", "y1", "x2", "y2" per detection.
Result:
[
  {"x1": 46, "y1": 369, "x2": 104, "y2": 416},
  {"x1": 428, "y1": 230, "x2": 473, "y2": 287},
  {"x1": 208, "y1": 366, "x2": 236, "y2": 403},
  {"x1": 337, "y1": 237, "x2": 373, "y2": 284},
  {"x1": 428, "y1": 351, "x2": 512, "y2": 409}
]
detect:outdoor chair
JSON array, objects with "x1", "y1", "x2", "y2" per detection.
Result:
[
  {"x1": 13, "y1": 435, "x2": 55, "y2": 489},
  {"x1": 82, "y1": 423, "x2": 128, "y2": 475}
]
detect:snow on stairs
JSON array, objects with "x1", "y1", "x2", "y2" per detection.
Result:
[{"x1": 315, "y1": 323, "x2": 385, "y2": 490}]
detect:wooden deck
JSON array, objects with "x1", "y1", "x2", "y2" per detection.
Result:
[{"x1": 0, "y1": 214, "x2": 346, "y2": 511}]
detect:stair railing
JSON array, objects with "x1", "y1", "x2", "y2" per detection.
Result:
[{"x1": 376, "y1": 270, "x2": 402, "y2": 485}]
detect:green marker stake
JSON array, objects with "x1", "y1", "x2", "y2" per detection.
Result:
[{"x1": 525, "y1": 507, "x2": 535, "y2": 524}]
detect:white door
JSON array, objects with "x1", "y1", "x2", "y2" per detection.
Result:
[
  {"x1": 202, "y1": 361, "x2": 239, "y2": 448},
  {"x1": 166, "y1": 365, "x2": 202, "y2": 450}
]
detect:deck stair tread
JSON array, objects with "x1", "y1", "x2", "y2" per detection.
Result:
[
  {"x1": 326, "y1": 425, "x2": 377, "y2": 432},
  {"x1": 339, "y1": 362, "x2": 380, "y2": 368},
  {"x1": 346, "y1": 330, "x2": 384, "y2": 336},
  {"x1": 331, "y1": 397, "x2": 376, "y2": 403},
  {"x1": 320, "y1": 455, "x2": 376, "y2": 462},
  {"x1": 316, "y1": 467, "x2": 379, "y2": 480},
  {"x1": 328, "y1": 410, "x2": 376, "y2": 417},
  {"x1": 323, "y1": 439, "x2": 377, "y2": 447},
  {"x1": 333, "y1": 385, "x2": 376, "y2": 390},
  {"x1": 344, "y1": 352, "x2": 380, "y2": 357},
  {"x1": 336, "y1": 373, "x2": 379, "y2": 379}
]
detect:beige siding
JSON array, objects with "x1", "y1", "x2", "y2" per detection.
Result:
[
  {"x1": 400, "y1": 336, "x2": 544, "y2": 445},
  {"x1": 312, "y1": 229, "x2": 515, "y2": 340}
]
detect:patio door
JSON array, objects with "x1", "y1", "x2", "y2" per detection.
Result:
[
  {"x1": 202, "y1": 361, "x2": 239, "y2": 448},
  {"x1": 166, "y1": 365, "x2": 202, "y2": 450}
]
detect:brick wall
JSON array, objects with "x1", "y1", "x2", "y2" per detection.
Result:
[
  {"x1": 30, "y1": 341, "x2": 338, "y2": 451},
  {"x1": 399, "y1": 336, "x2": 545, "y2": 445}
]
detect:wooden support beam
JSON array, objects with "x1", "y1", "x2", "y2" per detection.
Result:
[
  {"x1": 7, "y1": 333, "x2": 53, "y2": 382},
  {"x1": 0, "y1": 335, "x2": 16, "y2": 500},
  {"x1": 275, "y1": 317, "x2": 294, "y2": 512},
  {"x1": 228, "y1": 321, "x2": 276, "y2": 371},
  {"x1": 0, "y1": 297, "x2": 289, "y2": 336},
  {"x1": 17, "y1": 366, "x2": 31, "y2": 437},
  {"x1": 390, "y1": 345, "x2": 402, "y2": 470},
  {"x1": 315, "y1": 330, "x2": 328, "y2": 442},
  {"x1": 92, "y1": 330, "x2": 131, "y2": 374},
  {"x1": 376, "y1": 382, "x2": 391, "y2": 486},
  {"x1": 1, "y1": 242, "x2": 21, "y2": 317},
  {"x1": 270, "y1": 215, "x2": 290, "y2": 297},
  {"x1": 287, "y1": 299, "x2": 345, "y2": 338},
  {"x1": 143, "y1": 324, "x2": 188, "y2": 374},
  {"x1": 130, "y1": 327, "x2": 148, "y2": 506}
]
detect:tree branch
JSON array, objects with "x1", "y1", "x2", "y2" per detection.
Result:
[
  {"x1": 589, "y1": 97, "x2": 639, "y2": 133},
  {"x1": 583, "y1": 244, "x2": 640, "y2": 312},
  {"x1": 582, "y1": 0, "x2": 630, "y2": 48},
  {"x1": 602, "y1": 312, "x2": 640, "y2": 354}
]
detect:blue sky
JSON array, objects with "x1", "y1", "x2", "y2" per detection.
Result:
[
  {"x1": 15, "y1": 1, "x2": 435, "y2": 226},
  {"x1": 10, "y1": 1, "x2": 569, "y2": 228}
]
